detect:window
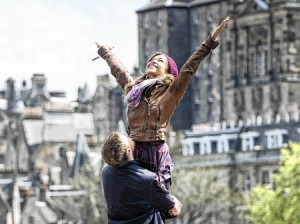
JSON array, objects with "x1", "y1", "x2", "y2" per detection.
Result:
[
  {"x1": 143, "y1": 14, "x2": 150, "y2": 29},
  {"x1": 143, "y1": 38, "x2": 150, "y2": 61},
  {"x1": 239, "y1": 55, "x2": 246, "y2": 77},
  {"x1": 270, "y1": 134, "x2": 279, "y2": 148},
  {"x1": 193, "y1": 142, "x2": 200, "y2": 154},
  {"x1": 272, "y1": 169, "x2": 278, "y2": 189},
  {"x1": 206, "y1": 7, "x2": 213, "y2": 23},
  {"x1": 257, "y1": 50, "x2": 266, "y2": 76},
  {"x1": 156, "y1": 11, "x2": 163, "y2": 26},
  {"x1": 156, "y1": 36, "x2": 163, "y2": 51},
  {"x1": 256, "y1": 115, "x2": 262, "y2": 125},
  {"x1": 262, "y1": 170, "x2": 270, "y2": 185},
  {"x1": 229, "y1": 139, "x2": 236, "y2": 150},
  {"x1": 283, "y1": 134, "x2": 289, "y2": 144},
  {"x1": 211, "y1": 141, "x2": 217, "y2": 154},
  {"x1": 241, "y1": 132, "x2": 260, "y2": 151},
  {"x1": 244, "y1": 138, "x2": 251, "y2": 151},
  {"x1": 265, "y1": 129, "x2": 287, "y2": 149},
  {"x1": 289, "y1": 91, "x2": 295, "y2": 102},
  {"x1": 192, "y1": 10, "x2": 200, "y2": 24},
  {"x1": 243, "y1": 173, "x2": 251, "y2": 192},
  {"x1": 253, "y1": 136, "x2": 260, "y2": 146}
]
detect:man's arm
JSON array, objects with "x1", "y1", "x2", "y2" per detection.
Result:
[{"x1": 150, "y1": 181, "x2": 182, "y2": 217}]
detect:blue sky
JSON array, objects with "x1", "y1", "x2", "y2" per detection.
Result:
[{"x1": 0, "y1": 0, "x2": 148, "y2": 100}]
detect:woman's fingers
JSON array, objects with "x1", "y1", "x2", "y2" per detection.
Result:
[
  {"x1": 95, "y1": 42, "x2": 114, "y2": 51},
  {"x1": 95, "y1": 41, "x2": 101, "y2": 48},
  {"x1": 211, "y1": 16, "x2": 230, "y2": 40},
  {"x1": 220, "y1": 16, "x2": 230, "y2": 28}
]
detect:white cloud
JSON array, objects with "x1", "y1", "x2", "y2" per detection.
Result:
[{"x1": 0, "y1": 0, "x2": 148, "y2": 100}]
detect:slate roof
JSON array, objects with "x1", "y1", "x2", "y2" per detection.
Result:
[{"x1": 23, "y1": 113, "x2": 94, "y2": 145}]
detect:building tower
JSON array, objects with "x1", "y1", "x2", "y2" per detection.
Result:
[{"x1": 137, "y1": 0, "x2": 192, "y2": 130}]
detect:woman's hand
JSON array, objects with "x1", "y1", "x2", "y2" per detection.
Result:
[
  {"x1": 211, "y1": 16, "x2": 230, "y2": 41},
  {"x1": 94, "y1": 42, "x2": 114, "y2": 59}
]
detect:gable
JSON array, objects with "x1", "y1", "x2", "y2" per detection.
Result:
[{"x1": 236, "y1": 0, "x2": 269, "y2": 16}]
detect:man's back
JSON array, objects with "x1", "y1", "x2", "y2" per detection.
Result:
[{"x1": 102, "y1": 161, "x2": 174, "y2": 224}]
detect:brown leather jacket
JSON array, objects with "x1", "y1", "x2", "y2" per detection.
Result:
[{"x1": 98, "y1": 36, "x2": 220, "y2": 142}]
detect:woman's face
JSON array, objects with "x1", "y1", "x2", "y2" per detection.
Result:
[{"x1": 146, "y1": 54, "x2": 168, "y2": 78}]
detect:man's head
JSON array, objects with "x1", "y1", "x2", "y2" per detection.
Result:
[{"x1": 101, "y1": 132, "x2": 135, "y2": 168}]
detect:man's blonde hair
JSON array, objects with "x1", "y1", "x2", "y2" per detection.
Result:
[{"x1": 102, "y1": 132, "x2": 128, "y2": 167}]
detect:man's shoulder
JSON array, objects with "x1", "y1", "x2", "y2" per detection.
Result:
[
  {"x1": 102, "y1": 162, "x2": 155, "y2": 177},
  {"x1": 129, "y1": 161, "x2": 156, "y2": 178},
  {"x1": 102, "y1": 164, "x2": 115, "y2": 177}
]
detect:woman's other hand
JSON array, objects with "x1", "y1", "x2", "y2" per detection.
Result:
[{"x1": 211, "y1": 16, "x2": 230, "y2": 41}]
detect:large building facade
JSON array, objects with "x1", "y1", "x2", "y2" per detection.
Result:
[
  {"x1": 137, "y1": 0, "x2": 300, "y2": 130},
  {"x1": 0, "y1": 1, "x2": 299, "y2": 223},
  {"x1": 136, "y1": 1, "x2": 300, "y2": 223}
]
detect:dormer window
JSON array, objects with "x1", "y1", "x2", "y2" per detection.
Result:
[
  {"x1": 193, "y1": 142, "x2": 200, "y2": 154},
  {"x1": 265, "y1": 129, "x2": 288, "y2": 149},
  {"x1": 240, "y1": 131, "x2": 260, "y2": 151}
]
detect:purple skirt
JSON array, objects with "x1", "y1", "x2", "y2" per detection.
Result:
[{"x1": 134, "y1": 141, "x2": 174, "y2": 192}]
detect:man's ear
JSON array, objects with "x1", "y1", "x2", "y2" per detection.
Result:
[
  {"x1": 125, "y1": 147, "x2": 131, "y2": 156},
  {"x1": 125, "y1": 147, "x2": 134, "y2": 160}
]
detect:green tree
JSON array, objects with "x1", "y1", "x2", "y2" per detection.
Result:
[
  {"x1": 247, "y1": 142, "x2": 300, "y2": 224},
  {"x1": 167, "y1": 167, "x2": 232, "y2": 224}
]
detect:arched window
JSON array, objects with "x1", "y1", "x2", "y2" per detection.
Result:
[
  {"x1": 257, "y1": 49, "x2": 266, "y2": 76},
  {"x1": 143, "y1": 14, "x2": 150, "y2": 29}
]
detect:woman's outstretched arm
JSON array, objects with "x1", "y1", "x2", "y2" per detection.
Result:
[
  {"x1": 95, "y1": 42, "x2": 133, "y2": 89},
  {"x1": 162, "y1": 17, "x2": 230, "y2": 113}
]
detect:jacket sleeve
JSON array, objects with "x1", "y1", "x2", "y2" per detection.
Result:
[
  {"x1": 97, "y1": 46, "x2": 134, "y2": 89},
  {"x1": 150, "y1": 180, "x2": 176, "y2": 217},
  {"x1": 169, "y1": 36, "x2": 220, "y2": 103}
]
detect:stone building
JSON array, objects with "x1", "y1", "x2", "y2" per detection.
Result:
[
  {"x1": 0, "y1": 74, "x2": 99, "y2": 223},
  {"x1": 93, "y1": 74, "x2": 126, "y2": 144},
  {"x1": 136, "y1": 0, "x2": 300, "y2": 129},
  {"x1": 136, "y1": 0, "x2": 300, "y2": 223},
  {"x1": 92, "y1": 67, "x2": 141, "y2": 145}
]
